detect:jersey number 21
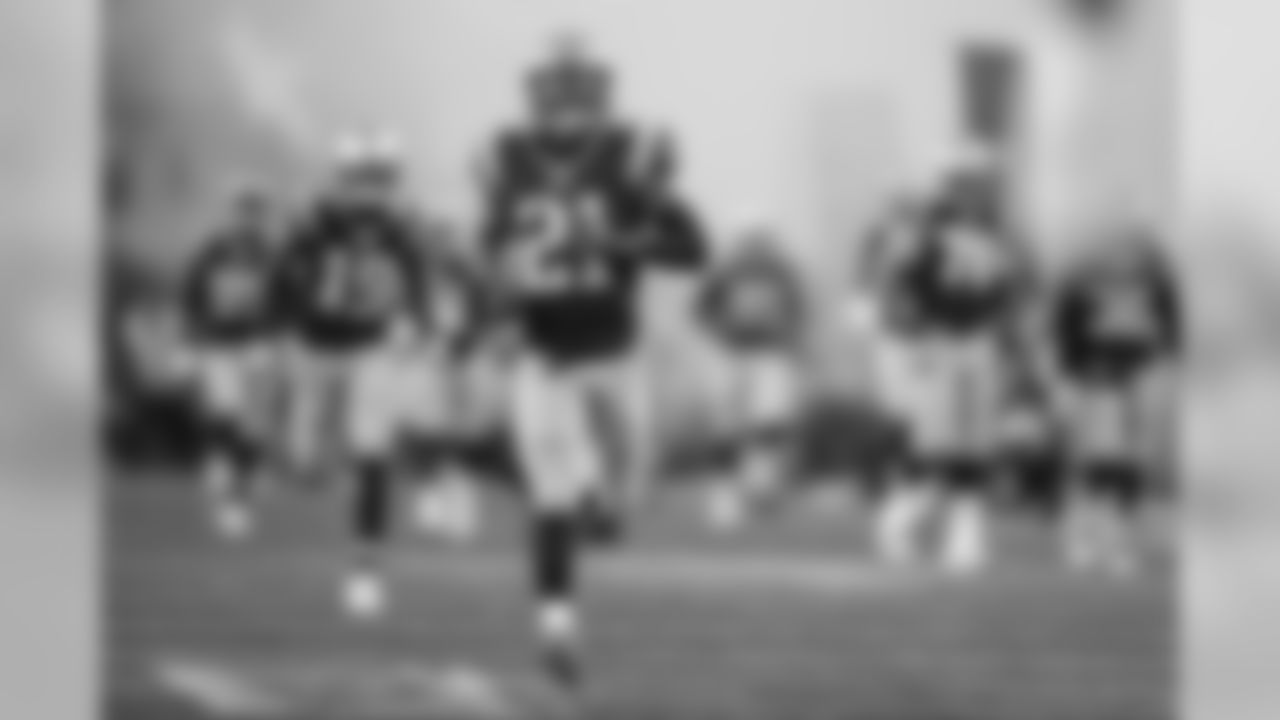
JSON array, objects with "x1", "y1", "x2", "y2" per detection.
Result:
[{"x1": 514, "y1": 193, "x2": 612, "y2": 293}]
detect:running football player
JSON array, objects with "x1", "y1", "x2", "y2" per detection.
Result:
[
  {"x1": 698, "y1": 231, "x2": 806, "y2": 532},
  {"x1": 477, "y1": 36, "x2": 675, "y2": 687},
  {"x1": 873, "y1": 166, "x2": 1029, "y2": 573},
  {"x1": 1048, "y1": 231, "x2": 1181, "y2": 575},
  {"x1": 182, "y1": 190, "x2": 283, "y2": 541},
  {"x1": 402, "y1": 226, "x2": 493, "y2": 543},
  {"x1": 275, "y1": 137, "x2": 429, "y2": 618}
]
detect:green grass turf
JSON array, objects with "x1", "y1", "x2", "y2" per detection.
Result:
[{"x1": 107, "y1": 475, "x2": 1174, "y2": 720}]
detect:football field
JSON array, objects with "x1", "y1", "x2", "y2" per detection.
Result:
[{"x1": 108, "y1": 475, "x2": 1174, "y2": 720}]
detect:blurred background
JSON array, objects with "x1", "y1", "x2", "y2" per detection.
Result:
[{"x1": 104, "y1": 0, "x2": 1177, "y2": 469}]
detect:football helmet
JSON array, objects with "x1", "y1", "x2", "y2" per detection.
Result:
[
  {"x1": 527, "y1": 34, "x2": 612, "y2": 135},
  {"x1": 327, "y1": 131, "x2": 407, "y2": 206}
]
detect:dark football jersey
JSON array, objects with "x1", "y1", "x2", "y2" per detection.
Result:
[
  {"x1": 1053, "y1": 259, "x2": 1181, "y2": 385},
  {"x1": 184, "y1": 230, "x2": 279, "y2": 345},
  {"x1": 891, "y1": 208, "x2": 1023, "y2": 337},
  {"x1": 276, "y1": 198, "x2": 425, "y2": 351},
  {"x1": 483, "y1": 125, "x2": 655, "y2": 363},
  {"x1": 700, "y1": 250, "x2": 805, "y2": 351}
]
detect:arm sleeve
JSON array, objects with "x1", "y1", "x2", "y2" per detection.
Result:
[{"x1": 648, "y1": 197, "x2": 709, "y2": 271}]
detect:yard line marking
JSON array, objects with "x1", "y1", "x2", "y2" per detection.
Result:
[
  {"x1": 153, "y1": 655, "x2": 518, "y2": 719},
  {"x1": 131, "y1": 549, "x2": 933, "y2": 599},
  {"x1": 155, "y1": 657, "x2": 279, "y2": 717}
]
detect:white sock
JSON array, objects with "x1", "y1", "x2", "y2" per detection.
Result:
[
  {"x1": 876, "y1": 483, "x2": 936, "y2": 566},
  {"x1": 941, "y1": 495, "x2": 989, "y2": 574},
  {"x1": 214, "y1": 498, "x2": 253, "y2": 541},
  {"x1": 706, "y1": 481, "x2": 749, "y2": 533},
  {"x1": 418, "y1": 472, "x2": 481, "y2": 541},
  {"x1": 537, "y1": 600, "x2": 580, "y2": 646},
  {"x1": 344, "y1": 570, "x2": 386, "y2": 620}
]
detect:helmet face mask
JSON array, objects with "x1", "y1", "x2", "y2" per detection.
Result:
[
  {"x1": 331, "y1": 158, "x2": 401, "y2": 209},
  {"x1": 328, "y1": 132, "x2": 405, "y2": 207}
]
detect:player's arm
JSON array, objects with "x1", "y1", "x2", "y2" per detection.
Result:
[
  {"x1": 475, "y1": 137, "x2": 529, "y2": 280},
  {"x1": 642, "y1": 195, "x2": 710, "y2": 273},
  {"x1": 170, "y1": 241, "x2": 221, "y2": 382}
]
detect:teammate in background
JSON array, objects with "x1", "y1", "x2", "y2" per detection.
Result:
[
  {"x1": 402, "y1": 226, "x2": 493, "y2": 543},
  {"x1": 996, "y1": 275, "x2": 1064, "y2": 517},
  {"x1": 698, "y1": 231, "x2": 806, "y2": 532},
  {"x1": 275, "y1": 137, "x2": 428, "y2": 619},
  {"x1": 873, "y1": 166, "x2": 1028, "y2": 573},
  {"x1": 843, "y1": 197, "x2": 928, "y2": 496},
  {"x1": 183, "y1": 190, "x2": 283, "y2": 541},
  {"x1": 478, "y1": 36, "x2": 676, "y2": 687},
  {"x1": 1047, "y1": 231, "x2": 1181, "y2": 575}
]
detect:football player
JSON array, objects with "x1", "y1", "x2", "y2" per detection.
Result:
[
  {"x1": 843, "y1": 197, "x2": 928, "y2": 477},
  {"x1": 698, "y1": 231, "x2": 806, "y2": 532},
  {"x1": 182, "y1": 189, "x2": 283, "y2": 541},
  {"x1": 477, "y1": 36, "x2": 676, "y2": 687},
  {"x1": 401, "y1": 227, "x2": 493, "y2": 543},
  {"x1": 1047, "y1": 231, "x2": 1181, "y2": 575},
  {"x1": 873, "y1": 168, "x2": 1029, "y2": 573},
  {"x1": 275, "y1": 137, "x2": 429, "y2": 618}
]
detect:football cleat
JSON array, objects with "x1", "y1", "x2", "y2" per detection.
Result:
[
  {"x1": 414, "y1": 478, "x2": 481, "y2": 544},
  {"x1": 939, "y1": 498, "x2": 991, "y2": 575},
  {"x1": 705, "y1": 483, "x2": 750, "y2": 534},
  {"x1": 213, "y1": 501, "x2": 254, "y2": 543},
  {"x1": 342, "y1": 571, "x2": 387, "y2": 622},
  {"x1": 537, "y1": 602, "x2": 584, "y2": 691}
]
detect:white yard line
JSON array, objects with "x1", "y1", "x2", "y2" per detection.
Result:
[
  {"x1": 126, "y1": 549, "x2": 939, "y2": 601},
  {"x1": 153, "y1": 654, "x2": 522, "y2": 719}
]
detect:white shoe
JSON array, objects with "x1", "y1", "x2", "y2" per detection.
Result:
[
  {"x1": 875, "y1": 485, "x2": 934, "y2": 567},
  {"x1": 705, "y1": 484, "x2": 749, "y2": 534},
  {"x1": 416, "y1": 477, "x2": 480, "y2": 543},
  {"x1": 940, "y1": 498, "x2": 990, "y2": 575},
  {"x1": 214, "y1": 501, "x2": 254, "y2": 542},
  {"x1": 537, "y1": 600, "x2": 584, "y2": 688},
  {"x1": 343, "y1": 572, "x2": 387, "y2": 621}
]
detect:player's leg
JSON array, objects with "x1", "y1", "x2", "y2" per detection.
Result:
[
  {"x1": 201, "y1": 417, "x2": 264, "y2": 541},
  {"x1": 406, "y1": 436, "x2": 483, "y2": 543},
  {"x1": 707, "y1": 350, "x2": 800, "y2": 532},
  {"x1": 1061, "y1": 380, "x2": 1141, "y2": 574},
  {"x1": 282, "y1": 341, "x2": 350, "y2": 488},
  {"x1": 197, "y1": 347, "x2": 264, "y2": 540},
  {"x1": 1001, "y1": 409, "x2": 1064, "y2": 518},
  {"x1": 874, "y1": 338, "x2": 944, "y2": 566},
  {"x1": 340, "y1": 344, "x2": 405, "y2": 619},
  {"x1": 585, "y1": 355, "x2": 656, "y2": 542},
  {"x1": 510, "y1": 354, "x2": 598, "y2": 687},
  {"x1": 403, "y1": 343, "x2": 483, "y2": 542},
  {"x1": 936, "y1": 338, "x2": 1003, "y2": 574},
  {"x1": 1132, "y1": 365, "x2": 1179, "y2": 558},
  {"x1": 280, "y1": 340, "x2": 320, "y2": 484}
]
